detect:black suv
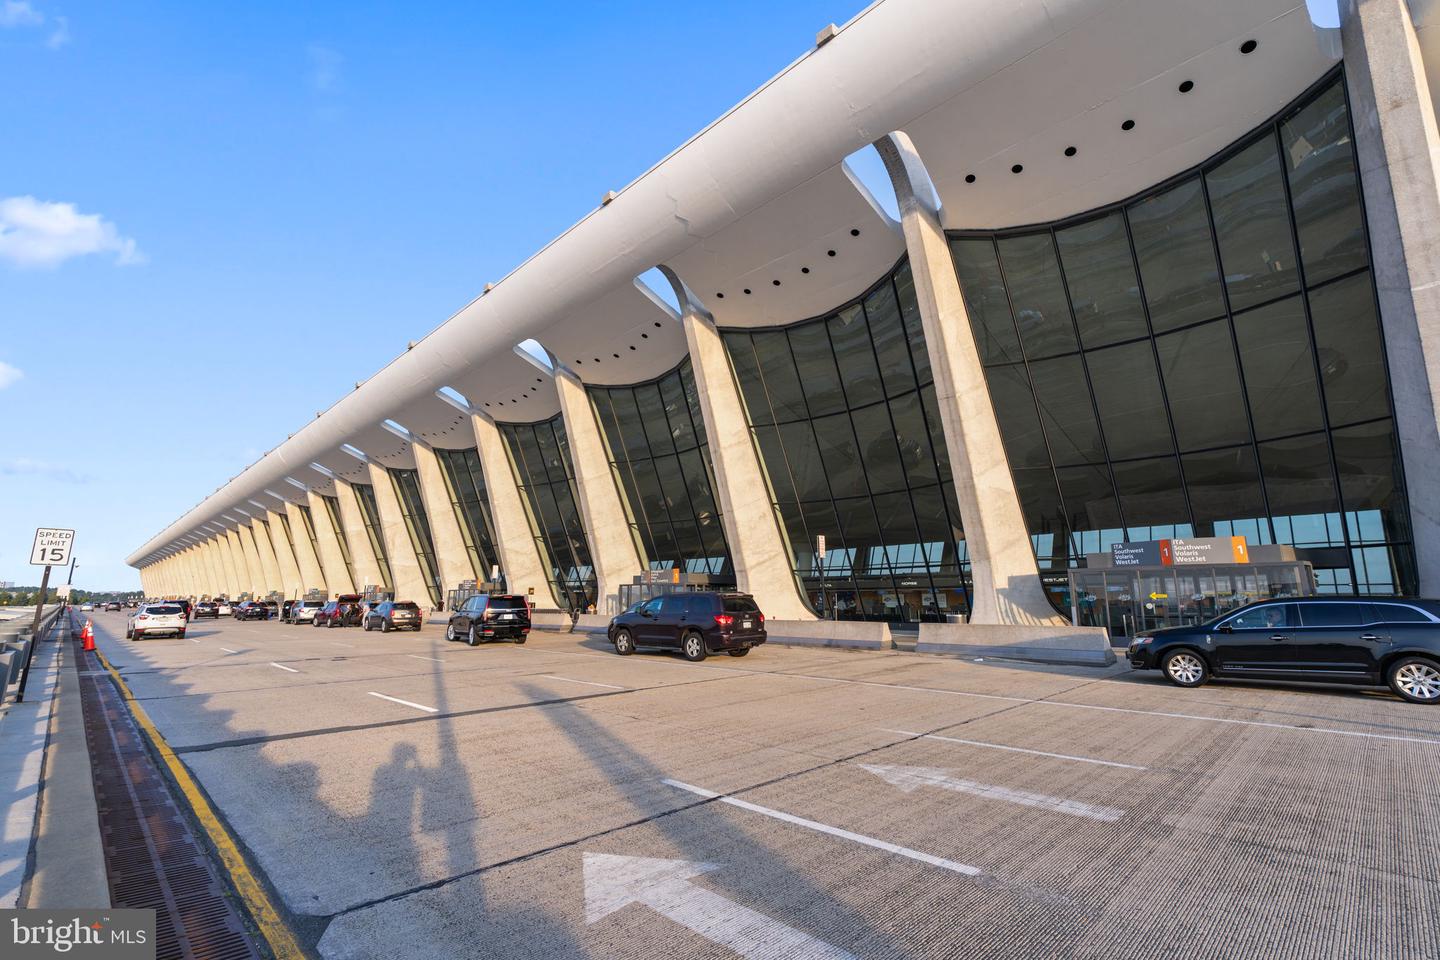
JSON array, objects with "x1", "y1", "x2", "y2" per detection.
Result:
[
  {"x1": 1128, "y1": 597, "x2": 1440, "y2": 704},
  {"x1": 364, "y1": 600, "x2": 423, "y2": 633},
  {"x1": 446, "y1": 595, "x2": 530, "y2": 645},
  {"x1": 609, "y1": 592, "x2": 766, "y2": 661}
]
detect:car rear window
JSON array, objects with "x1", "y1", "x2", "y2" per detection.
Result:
[
  {"x1": 1374, "y1": 603, "x2": 1432, "y2": 623},
  {"x1": 1299, "y1": 603, "x2": 1373, "y2": 627},
  {"x1": 393, "y1": 602, "x2": 420, "y2": 611},
  {"x1": 488, "y1": 596, "x2": 527, "y2": 610},
  {"x1": 148, "y1": 605, "x2": 181, "y2": 615},
  {"x1": 723, "y1": 596, "x2": 759, "y2": 614}
]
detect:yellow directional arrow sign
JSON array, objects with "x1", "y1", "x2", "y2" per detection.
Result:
[{"x1": 1149, "y1": 592, "x2": 1168, "y2": 600}]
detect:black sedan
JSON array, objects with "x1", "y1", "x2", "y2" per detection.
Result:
[
  {"x1": 1128, "y1": 597, "x2": 1440, "y2": 704},
  {"x1": 234, "y1": 601, "x2": 270, "y2": 621}
]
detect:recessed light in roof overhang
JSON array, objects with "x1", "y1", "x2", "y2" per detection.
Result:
[
  {"x1": 1122, "y1": 119, "x2": 1136, "y2": 131},
  {"x1": 1240, "y1": 39, "x2": 1257, "y2": 54},
  {"x1": 1178, "y1": 79, "x2": 1194, "y2": 93}
]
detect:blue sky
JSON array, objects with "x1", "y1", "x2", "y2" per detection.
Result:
[{"x1": 0, "y1": 0, "x2": 869, "y2": 590}]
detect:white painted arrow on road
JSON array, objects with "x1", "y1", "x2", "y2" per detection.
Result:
[
  {"x1": 583, "y1": 852, "x2": 856, "y2": 960},
  {"x1": 860, "y1": 764, "x2": 1125, "y2": 822}
]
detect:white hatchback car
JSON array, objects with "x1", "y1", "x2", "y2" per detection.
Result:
[
  {"x1": 127, "y1": 603, "x2": 187, "y2": 640},
  {"x1": 217, "y1": 601, "x2": 233, "y2": 616}
]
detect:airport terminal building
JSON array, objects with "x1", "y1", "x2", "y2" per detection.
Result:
[{"x1": 129, "y1": 0, "x2": 1440, "y2": 637}]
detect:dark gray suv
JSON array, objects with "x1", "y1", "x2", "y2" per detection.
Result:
[{"x1": 608, "y1": 592, "x2": 766, "y2": 661}]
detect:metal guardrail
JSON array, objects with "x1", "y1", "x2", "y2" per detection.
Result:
[{"x1": 2, "y1": 603, "x2": 64, "y2": 705}]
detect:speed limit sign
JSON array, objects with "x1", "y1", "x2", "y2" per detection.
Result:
[{"x1": 30, "y1": 528, "x2": 75, "y2": 566}]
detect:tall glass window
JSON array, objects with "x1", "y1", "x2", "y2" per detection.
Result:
[
  {"x1": 434, "y1": 447, "x2": 500, "y2": 583},
  {"x1": 318, "y1": 495, "x2": 356, "y2": 588},
  {"x1": 722, "y1": 261, "x2": 971, "y2": 622},
  {"x1": 949, "y1": 72, "x2": 1415, "y2": 599},
  {"x1": 590, "y1": 359, "x2": 732, "y2": 578},
  {"x1": 388, "y1": 468, "x2": 443, "y2": 606},
  {"x1": 296, "y1": 504, "x2": 325, "y2": 587},
  {"x1": 351, "y1": 483, "x2": 395, "y2": 593},
  {"x1": 500, "y1": 415, "x2": 596, "y2": 612}
]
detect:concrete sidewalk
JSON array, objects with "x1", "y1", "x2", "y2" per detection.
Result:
[{"x1": 0, "y1": 615, "x2": 108, "y2": 909}]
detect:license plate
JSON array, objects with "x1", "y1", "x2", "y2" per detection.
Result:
[
  {"x1": 499, "y1": 613, "x2": 513, "y2": 620},
  {"x1": 742, "y1": 620, "x2": 752, "y2": 629}
]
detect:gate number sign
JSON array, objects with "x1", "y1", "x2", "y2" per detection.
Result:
[{"x1": 30, "y1": 528, "x2": 75, "y2": 566}]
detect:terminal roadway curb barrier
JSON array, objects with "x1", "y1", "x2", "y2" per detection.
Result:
[{"x1": 81, "y1": 617, "x2": 305, "y2": 959}]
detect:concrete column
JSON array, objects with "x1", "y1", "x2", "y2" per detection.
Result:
[
  {"x1": 265, "y1": 509, "x2": 305, "y2": 598},
  {"x1": 234, "y1": 525, "x2": 265, "y2": 597},
  {"x1": 183, "y1": 548, "x2": 203, "y2": 597},
  {"x1": 174, "y1": 552, "x2": 191, "y2": 597},
  {"x1": 305, "y1": 490, "x2": 357, "y2": 596},
  {"x1": 553, "y1": 367, "x2": 645, "y2": 612},
  {"x1": 199, "y1": 542, "x2": 223, "y2": 597},
  {"x1": 217, "y1": 532, "x2": 243, "y2": 598},
  {"x1": 660, "y1": 269, "x2": 816, "y2": 620},
  {"x1": 877, "y1": 132, "x2": 1061, "y2": 625},
  {"x1": 249, "y1": 518, "x2": 284, "y2": 597},
  {"x1": 1342, "y1": 0, "x2": 1440, "y2": 595},
  {"x1": 332, "y1": 477, "x2": 386, "y2": 593},
  {"x1": 364, "y1": 462, "x2": 433, "y2": 605},
  {"x1": 469, "y1": 411, "x2": 560, "y2": 608},
  {"x1": 410, "y1": 439, "x2": 476, "y2": 599},
  {"x1": 285, "y1": 500, "x2": 329, "y2": 595}
]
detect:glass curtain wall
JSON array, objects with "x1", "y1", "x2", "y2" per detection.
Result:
[
  {"x1": 722, "y1": 261, "x2": 971, "y2": 623},
  {"x1": 317, "y1": 495, "x2": 357, "y2": 589},
  {"x1": 351, "y1": 483, "x2": 395, "y2": 593},
  {"x1": 388, "y1": 468, "x2": 443, "y2": 606},
  {"x1": 949, "y1": 72, "x2": 1414, "y2": 601},
  {"x1": 589, "y1": 359, "x2": 732, "y2": 578},
  {"x1": 499, "y1": 415, "x2": 597, "y2": 612},
  {"x1": 296, "y1": 504, "x2": 326, "y2": 587},
  {"x1": 434, "y1": 447, "x2": 500, "y2": 584}
]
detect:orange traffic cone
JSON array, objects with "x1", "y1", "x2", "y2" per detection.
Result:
[{"x1": 82, "y1": 619, "x2": 95, "y2": 652}]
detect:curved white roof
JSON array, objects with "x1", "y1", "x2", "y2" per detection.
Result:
[{"x1": 130, "y1": 0, "x2": 1334, "y2": 566}]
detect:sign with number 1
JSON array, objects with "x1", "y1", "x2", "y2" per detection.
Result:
[{"x1": 30, "y1": 528, "x2": 75, "y2": 566}]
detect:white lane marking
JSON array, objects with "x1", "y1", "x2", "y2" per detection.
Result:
[
  {"x1": 663, "y1": 778, "x2": 980, "y2": 876},
  {"x1": 406, "y1": 654, "x2": 444, "y2": 663},
  {"x1": 541, "y1": 675, "x2": 626, "y2": 690},
  {"x1": 330, "y1": 642, "x2": 353, "y2": 648},
  {"x1": 368, "y1": 691, "x2": 438, "y2": 713},
  {"x1": 189, "y1": 638, "x2": 200, "y2": 643},
  {"x1": 583, "y1": 852, "x2": 855, "y2": 959},
  {"x1": 270, "y1": 662, "x2": 300, "y2": 673},
  {"x1": 881, "y1": 728, "x2": 1146, "y2": 771},
  {"x1": 860, "y1": 764, "x2": 1125, "y2": 822},
  {"x1": 220, "y1": 648, "x2": 241, "y2": 654}
]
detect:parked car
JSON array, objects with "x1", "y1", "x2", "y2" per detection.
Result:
[
  {"x1": 608, "y1": 592, "x2": 766, "y2": 661},
  {"x1": 193, "y1": 602, "x2": 219, "y2": 619},
  {"x1": 446, "y1": 594, "x2": 530, "y2": 645},
  {"x1": 217, "y1": 600, "x2": 233, "y2": 616},
  {"x1": 286, "y1": 600, "x2": 325, "y2": 624},
  {"x1": 364, "y1": 600, "x2": 424, "y2": 633},
  {"x1": 1128, "y1": 597, "x2": 1440, "y2": 704},
  {"x1": 259, "y1": 600, "x2": 279, "y2": 620},
  {"x1": 313, "y1": 595, "x2": 362, "y2": 628},
  {"x1": 234, "y1": 601, "x2": 269, "y2": 621},
  {"x1": 127, "y1": 603, "x2": 187, "y2": 640},
  {"x1": 105, "y1": 601, "x2": 122, "y2": 612}
]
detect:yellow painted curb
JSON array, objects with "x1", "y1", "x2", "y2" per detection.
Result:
[{"x1": 94, "y1": 648, "x2": 306, "y2": 959}]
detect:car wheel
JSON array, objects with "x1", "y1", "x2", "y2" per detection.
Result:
[
  {"x1": 1387, "y1": 656, "x2": 1440, "y2": 704},
  {"x1": 125, "y1": 628, "x2": 132, "y2": 640},
  {"x1": 467, "y1": 626, "x2": 480, "y2": 647},
  {"x1": 681, "y1": 631, "x2": 707, "y2": 663},
  {"x1": 381, "y1": 619, "x2": 391, "y2": 633},
  {"x1": 327, "y1": 618, "x2": 336, "y2": 629},
  {"x1": 613, "y1": 629, "x2": 634, "y2": 656},
  {"x1": 178, "y1": 630, "x2": 186, "y2": 640},
  {"x1": 133, "y1": 630, "x2": 143, "y2": 641},
  {"x1": 1162, "y1": 649, "x2": 1208, "y2": 687},
  {"x1": 445, "y1": 624, "x2": 456, "y2": 642},
  {"x1": 728, "y1": 648, "x2": 750, "y2": 657},
  {"x1": 363, "y1": 619, "x2": 372, "y2": 632},
  {"x1": 514, "y1": 634, "x2": 526, "y2": 644}
]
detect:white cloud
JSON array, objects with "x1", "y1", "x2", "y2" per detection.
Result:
[
  {"x1": 0, "y1": 196, "x2": 144, "y2": 269},
  {"x1": 0, "y1": 1, "x2": 43, "y2": 28},
  {"x1": 307, "y1": 43, "x2": 341, "y2": 92},
  {"x1": 0, "y1": 457, "x2": 89, "y2": 483},
  {"x1": 0, "y1": 361, "x2": 21, "y2": 390},
  {"x1": 46, "y1": 13, "x2": 67, "y2": 48}
]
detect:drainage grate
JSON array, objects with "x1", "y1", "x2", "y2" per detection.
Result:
[{"x1": 76, "y1": 635, "x2": 263, "y2": 960}]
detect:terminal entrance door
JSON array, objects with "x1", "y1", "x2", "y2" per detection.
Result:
[{"x1": 1069, "y1": 562, "x2": 1315, "y2": 637}]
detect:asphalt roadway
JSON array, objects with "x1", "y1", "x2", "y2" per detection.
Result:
[{"x1": 84, "y1": 610, "x2": 1440, "y2": 960}]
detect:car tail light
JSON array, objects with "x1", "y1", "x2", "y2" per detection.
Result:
[
  {"x1": 138, "y1": 615, "x2": 148, "y2": 621},
  {"x1": 714, "y1": 614, "x2": 733, "y2": 627},
  {"x1": 757, "y1": 612, "x2": 764, "y2": 623}
]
